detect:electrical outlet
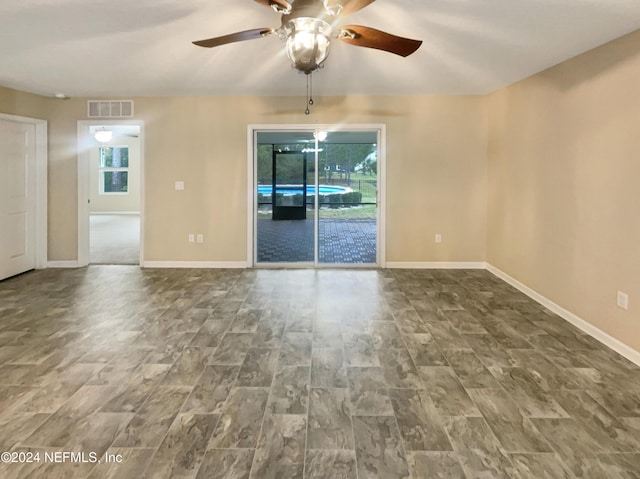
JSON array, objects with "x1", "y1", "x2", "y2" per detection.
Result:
[
  {"x1": 188, "y1": 234, "x2": 194, "y2": 243},
  {"x1": 435, "y1": 234, "x2": 442, "y2": 244},
  {"x1": 175, "y1": 181, "x2": 184, "y2": 191},
  {"x1": 617, "y1": 291, "x2": 629, "y2": 310},
  {"x1": 196, "y1": 234, "x2": 204, "y2": 244}
]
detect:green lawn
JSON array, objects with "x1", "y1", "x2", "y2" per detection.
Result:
[
  {"x1": 347, "y1": 172, "x2": 377, "y2": 181},
  {"x1": 318, "y1": 205, "x2": 377, "y2": 219},
  {"x1": 319, "y1": 172, "x2": 376, "y2": 183}
]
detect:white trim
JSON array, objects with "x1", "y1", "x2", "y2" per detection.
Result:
[
  {"x1": 317, "y1": 263, "x2": 378, "y2": 269},
  {"x1": 377, "y1": 125, "x2": 387, "y2": 268},
  {"x1": 386, "y1": 262, "x2": 487, "y2": 269},
  {"x1": 254, "y1": 262, "x2": 378, "y2": 269},
  {"x1": 47, "y1": 261, "x2": 80, "y2": 268},
  {"x1": 139, "y1": 123, "x2": 146, "y2": 269},
  {"x1": 486, "y1": 263, "x2": 640, "y2": 367},
  {"x1": 247, "y1": 126, "x2": 255, "y2": 267},
  {"x1": 77, "y1": 125, "x2": 89, "y2": 266},
  {"x1": 314, "y1": 138, "x2": 319, "y2": 265},
  {"x1": 77, "y1": 120, "x2": 145, "y2": 267},
  {"x1": 253, "y1": 263, "x2": 316, "y2": 269},
  {"x1": 34, "y1": 121, "x2": 48, "y2": 269},
  {"x1": 143, "y1": 261, "x2": 248, "y2": 269}
]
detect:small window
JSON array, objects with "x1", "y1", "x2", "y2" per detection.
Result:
[{"x1": 99, "y1": 146, "x2": 129, "y2": 194}]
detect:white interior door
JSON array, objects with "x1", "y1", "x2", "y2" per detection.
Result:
[{"x1": 0, "y1": 119, "x2": 36, "y2": 280}]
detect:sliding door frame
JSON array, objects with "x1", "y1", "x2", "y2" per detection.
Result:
[{"x1": 247, "y1": 124, "x2": 386, "y2": 268}]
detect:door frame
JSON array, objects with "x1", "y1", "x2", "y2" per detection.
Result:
[
  {"x1": 77, "y1": 120, "x2": 145, "y2": 267},
  {"x1": 246, "y1": 123, "x2": 386, "y2": 268},
  {"x1": 0, "y1": 112, "x2": 48, "y2": 270}
]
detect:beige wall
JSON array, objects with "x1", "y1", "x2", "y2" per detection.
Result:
[
  {"x1": 487, "y1": 29, "x2": 640, "y2": 351},
  {"x1": 0, "y1": 93, "x2": 487, "y2": 263},
  {"x1": 47, "y1": 99, "x2": 85, "y2": 260},
  {"x1": 89, "y1": 134, "x2": 141, "y2": 212},
  {"x1": 137, "y1": 95, "x2": 488, "y2": 262},
  {"x1": 0, "y1": 87, "x2": 48, "y2": 119}
]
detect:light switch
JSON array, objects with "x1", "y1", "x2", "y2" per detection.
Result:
[{"x1": 175, "y1": 181, "x2": 184, "y2": 190}]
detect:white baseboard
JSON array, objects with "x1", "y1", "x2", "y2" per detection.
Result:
[
  {"x1": 47, "y1": 260, "x2": 80, "y2": 268},
  {"x1": 143, "y1": 261, "x2": 248, "y2": 269},
  {"x1": 386, "y1": 262, "x2": 487, "y2": 270},
  {"x1": 486, "y1": 263, "x2": 640, "y2": 367}
]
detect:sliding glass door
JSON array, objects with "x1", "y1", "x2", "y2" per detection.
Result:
[
  {"x1": 317, "y1": 131, "x2": 377, "y2": 264},
  {"x1": 256, "y1": 131, "x2": 315, "y2": 264},
  {"x1": 254, "y1": 128, "x2": 379, "y2": 267}
]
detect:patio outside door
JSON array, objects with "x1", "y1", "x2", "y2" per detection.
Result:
[{"x1": 254, "y1": 128, "x2": 380, "y2": 267}]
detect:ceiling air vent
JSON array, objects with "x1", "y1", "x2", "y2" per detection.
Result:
[{"x1": 87, "y1": 100, "x2": 134, "y2": 118}]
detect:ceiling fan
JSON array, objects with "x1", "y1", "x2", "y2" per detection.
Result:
[{"x1": 192, "y1": 0, "x2": 423, "y2": 75}]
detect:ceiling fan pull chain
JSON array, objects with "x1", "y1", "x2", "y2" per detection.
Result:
[
  {"x1": 309, "y1": 73, "x2": 314, "y2": 106},
  {"x1": 305, "y1": 73, "x2": 311, "y2": 115}
]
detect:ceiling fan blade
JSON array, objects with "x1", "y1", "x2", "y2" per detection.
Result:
[
  {"x1": 338, "y1": 25, "x2": 422, "y2": 57},
  {"x1": 340, "y1": 0, "x2": 376, "y2": 15},
  {"x1": 193, "y1": 28, "x2": 274, "y2": 48},
  {"x1": 254, "y1": 0, "x2": 291, "y2": 12}
]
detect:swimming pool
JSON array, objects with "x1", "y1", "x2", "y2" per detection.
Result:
[{"x1": 257, "y1": 185, "x2": 351, "y2": 196}]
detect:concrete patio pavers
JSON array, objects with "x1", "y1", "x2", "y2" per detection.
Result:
[{"x1": 257, "y1": 218, "x2": 377, "y2": 264}]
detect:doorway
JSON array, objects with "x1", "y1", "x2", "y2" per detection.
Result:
[
  {"x1": 77, "y1": 121, "x2": 144, "y2": 266},
  {"x1": 249, "y1": 125, "x2": 385, "y2": 267}
]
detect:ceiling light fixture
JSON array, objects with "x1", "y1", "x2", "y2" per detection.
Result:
[
  {"x1": 284, "y1": 17, "x2": 331, "y2": 75},
  {"x1": 94, "y1": 128, "x2": 113, "y2": 143},
  {"x1": 314, "y1": 130, "x2": 328, "y2": 141},
  {"x1": 280, "y1": 14, "x2": 332, "y2": 115}
]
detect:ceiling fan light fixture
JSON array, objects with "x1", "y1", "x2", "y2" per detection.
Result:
[
  {"x1": 94, "y1": 128, "x2": 113, "y2": 143},
  {"x1": 314, "y1": 130, "x2": 328, "y2": 141},
  {"x1": 285, "y1": 17, "x2": 331, "y2": 74}
]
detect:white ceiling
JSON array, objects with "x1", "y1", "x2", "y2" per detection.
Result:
[{"x1": 1, "y1": 0, "x2": 639, "y2": 98}]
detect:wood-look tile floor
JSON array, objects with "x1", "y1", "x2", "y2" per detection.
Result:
[{"x1": 0, "y1": 266, "x2": 639, "y2": 478}]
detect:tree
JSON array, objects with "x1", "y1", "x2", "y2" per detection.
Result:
[
  {"x1": 257, "y1": 144, "x2": 307, "y2": 185},
  {"x1": 324, "y1": 143, "x2": 375, "y2": 185},
  {"x1": 359, "y1": 151, "x2": 377, "y2": 176},
  {"x1": 100, "y1": 146, "x2": 129, "y2": 192},
  {"x1": 257, "y1": 144, "x2": 273, "y2": 184}
]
